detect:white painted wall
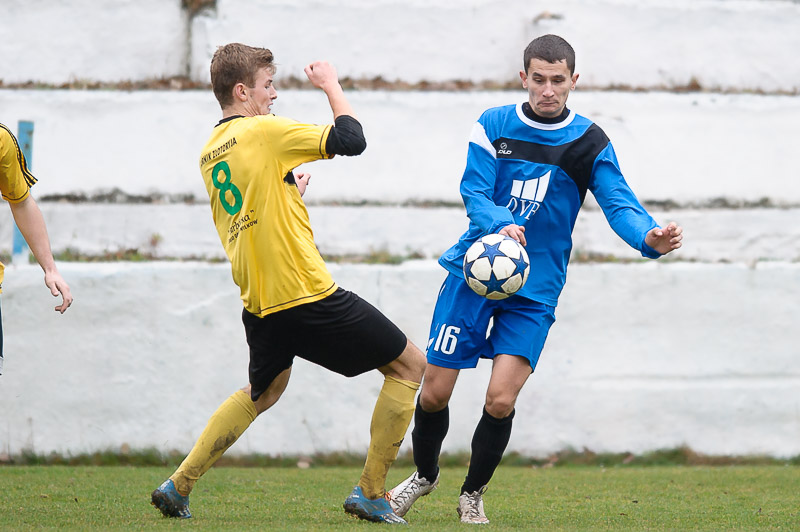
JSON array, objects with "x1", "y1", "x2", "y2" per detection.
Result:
[
  {"x1": 1, "y1": 261, "x2": 798, "y2": 458},
  {"x1": 1, "y1": 90, "x2": 798, "y2": 204},
  {"x1": 0, "y1": 0, "x2": 188, "y2": 84},
  {"x1": 1, "y1": 204, "x2": 798, "y2": 265},
  {"x1": 1, "y1": 0, "x2": 799, "y2": 459},
  {"x1": 3, "y1": 0, "x2": 799, "y2": 93},
  {"x1": 191, "y1": 0, "x2": 800, "y2": 93}
]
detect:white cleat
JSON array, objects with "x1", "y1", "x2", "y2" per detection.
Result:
[
  {"x1": 457, "y1": 485, "x2": 489, "y2": 524},
  {"x1": 386, "y1": 471, "x2": 439, "y2": 517}
]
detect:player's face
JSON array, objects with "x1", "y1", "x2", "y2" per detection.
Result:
[
  {"x1": 520, "y1": 59, "x2": 578, "y2": 118},
  {"x1": 244, "y1": 67, "x2": 278, "y2": 116}
]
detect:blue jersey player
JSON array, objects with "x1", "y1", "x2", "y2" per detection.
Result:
[{"x1": 387, "y1": 34, "x2": 683, "y2": 524}]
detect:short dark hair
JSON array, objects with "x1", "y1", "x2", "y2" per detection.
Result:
[
  {"x1": 210, "y1": 43, "x2": 275, "y2": 108},
  {"x1": 523, "y1": 34, "x2": 575, "y2": 75}
]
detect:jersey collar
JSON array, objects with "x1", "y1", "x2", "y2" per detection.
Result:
[
  {"x1": 515, "y1": 102, "x2": 575, "y2": 130},
  {"x1": 216, "y1": 115, "x2": 244, "y2": 127}
]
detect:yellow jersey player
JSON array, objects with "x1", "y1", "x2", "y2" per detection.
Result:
[
  {"x1": 0, "y1": 123, "x2": 73, "y2": 376},
  {"x1": 150, "y1": 43, "x2": 426, "y2": 525}
]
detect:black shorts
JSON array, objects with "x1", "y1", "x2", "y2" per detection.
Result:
[{"x1": 242, "y1": 288, "x2": 407, "y2": 401}]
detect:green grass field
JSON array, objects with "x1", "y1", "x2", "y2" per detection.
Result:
[{"x1": 2, "y1": 465, "x2": 798, "y2": 530}]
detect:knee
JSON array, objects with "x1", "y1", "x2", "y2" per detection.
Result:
[
  {"x1": 383, "y1": 340, "x2": 426, "y2": 383},
  {"x1": 406, "y1": 343, "x2": 427, "y2": 382},
  {"x1": 419, "y1": 386, "x2": 449, "y2": 413},
  {"x1": 247, "y1": 371, "x2": 290, "y2": 415},
  {"x1": 484, "y1": 394, "x2": 515, "y2": 419},
  {"x1": 253, "y1": 388, "x2": 282, "y2": 415}
]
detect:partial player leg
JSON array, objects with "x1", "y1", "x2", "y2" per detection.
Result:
[
  {"x1": 152, "y1": 368, "x2": 290, "y2": 518},
  {"x1": 282, "y1": 288, "x2": 423, "y2": 523},
  {"x1": 0, "y1": 298, "x2": 4, "y2": 376},
  {"x1": 387, "y1": 363, "x2": 459, "y2": 517},
  {"x1": 344, "y1": 340, "x2": 424, "y2": 524},
  {"x1": 389, "y1": 272, "x2": 491, "y2": 519},
  {"x1": 458, "y1": 354, "x2": 531, "y2": 523},
  {"x1": 415, "y1": 364, "x2": 459, "y2": 479}
]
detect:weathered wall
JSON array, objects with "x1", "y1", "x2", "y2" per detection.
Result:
[
  {"x1": 0, "y1": 0, "x2": 798, "y2": 459},
  {"x1": 3, "y1": 0, "x2": 799, "y2": 93},
  {"x1": 2, "y1": 261, "x2": 798, "y2": 458},
  {"x1": 191, "y1": 0, "x2": 800, "y2": 92},
  {"x1": 1, "y1": 204, "x2": 798, "y2": 264},
  {"x1": 1, "y1": 90, "x2": 798, "y2": 205},
  {"x1": 0, "y1": 0, "x2": 188, "y2": 84}
]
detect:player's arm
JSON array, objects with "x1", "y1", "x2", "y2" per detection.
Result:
[
  {"x1": 295, "y1": 172, "x2": 311, "y2": 196},
  {"x1": 325, "y1": 115, "x2": 366, "y2": 156},
  {"x1": 590, "y1": 143, "x2": 681, "y2": 258},
  {"x1": 304, "y1": 61, "x2": 356, "y2": 119},
  {"x1": 644, "y1": 222, "x2": 683, "y2": 254},
  {"x1": 499, "y1": 224, "x2": 526, "y2": 246},
  {"x1": 304, "y1": 61, "x2": 366, "y2": 157},
  {"x1": 461, "y1": 121, "x2": 517, "y2": 237},
  {"x1": 8, "y1": 195, "x2": 73, "y2": 313}
]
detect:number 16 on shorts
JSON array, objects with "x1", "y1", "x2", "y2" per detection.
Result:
[{"x1": 429, "y1": 324, "x2": 461, "y2": 356}]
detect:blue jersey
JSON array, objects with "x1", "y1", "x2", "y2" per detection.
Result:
[{"x1": 439, "y1": 103, "x2": 660, "y2": 307}]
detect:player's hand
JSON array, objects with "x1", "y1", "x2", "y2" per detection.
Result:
[
  {"x1": 44, "y1": 270, "x2": 73, "y2": 314},
  {"x1": 304, "y1": 61, "x2": 339, "y2": 91},
  {"x1": 645, "y1": 221, "x2": 683, "y2": 255},
  {"x1": 295, "y1": 172, "x2": 311, "y2": 196},
  {"x1": 499, "y1": 224, "x2": 526, "y2": 246}
]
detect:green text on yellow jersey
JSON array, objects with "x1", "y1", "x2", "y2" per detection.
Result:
[{"x1": 200, "y1": 114, "x2": 335, "y2": 316}]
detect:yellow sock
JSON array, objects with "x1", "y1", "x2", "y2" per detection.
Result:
[
  {"x1": 359, "y1": 375, "x2": 420, "y2": 499},
  {"x1": 170, "y1": 389, "x2": 257, "y2": 495}
]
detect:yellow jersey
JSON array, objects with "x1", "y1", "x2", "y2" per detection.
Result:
[
  {"x1": 0, "y1": 123, "x2": 37, "y2": 293},
  {"x1": 200, "y1": 114, "x2": 336, "y2": 316}
]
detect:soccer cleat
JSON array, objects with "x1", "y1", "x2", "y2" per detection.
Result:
[
  {"x1": 151, "y1": 479, "x2": 192, "y2": 519},
  {"x1": 386, "y1": 471, "x2": 439, "y2": 517},
  {"x1": 343, "y1": 485, "x2": 408, "y2": 524},
  {"x1": 457, "y1": 485, "x2": 489, "y2": 524}
]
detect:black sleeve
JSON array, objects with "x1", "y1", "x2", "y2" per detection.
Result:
[{"x1": 325, "y1": 115, "x2": 366, "y2": 156}]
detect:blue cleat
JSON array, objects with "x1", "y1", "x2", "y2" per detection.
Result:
[
  {"x1": 151, "y1": 479, "x2": 192, "y2": 519},
  {"x1": 343, "y1": 485, "x2": 408, "y2": 524}
]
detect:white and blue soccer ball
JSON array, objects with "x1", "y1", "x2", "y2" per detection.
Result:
[{"x1": 462, "y1": 233, "x2": 530, "y2": 300}]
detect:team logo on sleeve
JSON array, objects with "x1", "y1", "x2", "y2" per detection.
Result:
[{"x1": 506, "y1": 170, "x2": 551, "y2": 219}]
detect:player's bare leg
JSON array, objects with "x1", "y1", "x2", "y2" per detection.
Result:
[
  {"x1": 418, "y1": 364, "x2": 460, "y2": 412},
  {"x1": 458, "y1": 354, "x2": 531, "y2": 524},
  {"x1": 380, "y1": 339, "x2": 427, "y2": 384},
  {"x1": 387, "y1": 364, "x2": 459, "y2": 517},
  {"x1": 344, "y1": 340, "x2": 425, "y2": 524},
  {"x1": 152, "y1": 368, "x2": 291, "y2": 518}
]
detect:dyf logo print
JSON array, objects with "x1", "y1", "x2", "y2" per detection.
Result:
[{"x1": 506, "y1": 170, "x2": 551, "y2": 219}]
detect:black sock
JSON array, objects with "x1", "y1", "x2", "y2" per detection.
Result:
[
  {"x1": 461, "y1": 407, "x2": 515, "y2": 494},
  {"x1": 411, "y1": 398, "x2": 449, "y2": 482}
]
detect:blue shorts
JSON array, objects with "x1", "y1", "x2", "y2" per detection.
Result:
[{"x1": 426, "y1": 273, "x2": 555, "y2": 371}]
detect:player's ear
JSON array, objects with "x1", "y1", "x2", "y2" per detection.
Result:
[
  {"x1": 519, "y1": 70, "x2": 528, "y2": 89},
  {"x1": 570, "y1": 73, "x2": 579, "y2": 90},
  {"x1": 233, "y1": 82, "x2": 248, "y2": 102}
]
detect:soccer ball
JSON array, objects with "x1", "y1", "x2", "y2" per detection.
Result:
[{"x1": 462, "y1": 234, "x2": 530, "y2": 300}]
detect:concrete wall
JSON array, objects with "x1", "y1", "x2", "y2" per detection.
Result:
[
  {"x1": 190, "y1": 0, "x2": 800, "y2": 92},
  {"x1": 3, "y1": 0, "x2": 799, "y2": 93},
  {"x1": 1, "y1": 204, "x2": 798, "y2": 264},
  {"x1": 1, "y1": 0, "x2": 799, "y2": 459},
  {"x1": 2, "y1": 261, "x2": 798, "y2": 458},
  {"x1": 2, "y1": 90, "x2": 798, "y2": 205},
  {"x1": 1, "y1": 0, "x2": 188, "y2": 84}
]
